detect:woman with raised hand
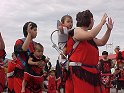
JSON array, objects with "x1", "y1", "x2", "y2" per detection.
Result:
[
  {"x1": 14, "y1": 22, "x2": 41, "y2": 93},
  {"x1": 65, "y1": 10, "x2": 114, "y2": 93}
]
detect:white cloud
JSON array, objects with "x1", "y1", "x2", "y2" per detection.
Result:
[{"x1": 0, "y1": 0, "x2": 124, "y2": 66}]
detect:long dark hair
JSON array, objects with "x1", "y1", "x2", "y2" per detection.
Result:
[{"x1": 76, "y1": 10, "x2": 93, "y2": 27}]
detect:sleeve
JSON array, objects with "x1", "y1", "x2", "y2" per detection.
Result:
[
  {"x1": 28, "y1": 53, "x2": 34, "y2": 60},
  {"x1": 14, "y1": 39, "x2": 27, "y2": 56},
  {"x1": 42, "y1": 55, "x2": 46, "y2": 61},
  {"x1": 98, "y1": 59, "x2": 103, "y2": 71},
  {"x1": 109, "y1": 59, "x2": 113, "y2": 67}
]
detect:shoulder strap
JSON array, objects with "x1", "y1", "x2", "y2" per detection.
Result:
[
  {"x1": 17, "y1": 54, "x2": 26, "y2": 66},
  {"x1": 68, "y1": 41, "x2": 80, "y2": 58},
  {"x1": 17, "y1": 38, "x2": 31, "y2": 66},
  {"x1": 20, "y1": 38, "x2": 26, "y2": 42},
  {"x1": 18, "y1": 38, "x2": 26, "y2": 44},
  {"x1": 62, "y1": 41, "x2": 80, "y2": 68},
  {"x1": 73, "y1": 41, "x2": 80, "y2": 49}
]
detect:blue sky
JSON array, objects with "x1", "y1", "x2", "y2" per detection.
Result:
[{"x1": 0, "y1": 0, "x2": 124, "y2": 66}]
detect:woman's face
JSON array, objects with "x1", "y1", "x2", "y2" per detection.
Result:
[{"x1": 31, "y1": 27, "x2": 37, "y2": 39}]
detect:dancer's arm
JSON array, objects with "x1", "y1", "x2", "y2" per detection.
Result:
[
  {"x1": 94, "y1": 17, "x2": 114, "y2": 46},
  {"x1": 0, "y1": 32, "x2": 5, "y2": 50}
]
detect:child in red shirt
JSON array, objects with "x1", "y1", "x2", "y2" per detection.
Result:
[
  {"x1": 47, "y1": 68, "x2": 61, "y2": 93},
  {"x1": 21, "y1": 43, "x2": 48, "y2": 93},
  {"x1": 7, "y1": 53, "x2": 17, "y2": 93}
]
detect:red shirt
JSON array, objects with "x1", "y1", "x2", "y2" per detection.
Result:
[
  {"x1": 7, "y1": 60, "x2": 17, "y2": 73},
  {"x1": 48, "y1": 75, "x2": 56, "y2": 93},
  {"x1": 7, "y1": 60, "x2": 17, "y2": 91},
  {"x1": 66, "y1": 39, "x2": 99, "y2": 73},
  {"x1": 14, "y1": 39, "x2": 35, "y2": 69}
]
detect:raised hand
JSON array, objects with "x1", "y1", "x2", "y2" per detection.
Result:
[
  {"x1": 27, "y1": 23, "x2": 32, "y2": 34},
  {"x1": 106, "y1": 17, "x2": 114, "y2": 31},
  {"x1": 0, "y1": 32, "x2": 5, "y2": 49},
  {"x1": 101, "y1": 13, "x2": 108, "y2": 25}
]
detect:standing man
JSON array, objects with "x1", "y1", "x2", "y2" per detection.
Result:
[{"x1": 99, "y1": 51, "x2": 113, "y2": 93}]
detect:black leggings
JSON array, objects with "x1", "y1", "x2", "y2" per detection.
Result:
[{"x1": 117, "y1": 80, "x2": 124, "y2": 90}]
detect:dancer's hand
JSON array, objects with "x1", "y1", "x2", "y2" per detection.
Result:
[
  {"x1": 27, "y1": 23, "x2": 32, "y2": 34},
  {"x1": 101, "y1": 13, "x2": 108, "y2": 25},
  {"x1": 106, "y1": 17, "x2": 114, "y2": 31}
]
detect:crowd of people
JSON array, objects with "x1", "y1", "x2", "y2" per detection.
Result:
[
  {"x1": 0, "y1": 9, "x2": 124, "y2": 93},
  {"x1": 98, "y1": 46, "x2": 124, "y2": 93}
]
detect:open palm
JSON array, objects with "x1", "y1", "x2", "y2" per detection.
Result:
[{"x1": 106, "y1": 17, "x2": 114, "y2": 31}]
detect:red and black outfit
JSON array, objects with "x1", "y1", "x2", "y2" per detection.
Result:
[
  {"x1": 7, "y1": 59, "x2": 17, "y2": 93},
  {"x1": 0, "y1": 49, "x2": 6, "y2": 92},
  {"x1": 14, "y1": 38, "x2": 35, "y2": 93},
  {"x1": 115, "y1": 68, "x2": 124, "y2": 90},
  {"x1": 47, "y1": 75, "x2": 57, "y2": 93},
  {"x1": 24, "y1": 53, "x2": 46, "y2": 93},
  {"x1": 99, "y1": 59, "x2": 112, "y2": 93},
  {"x1": 116, "y1": 51, "x2": 124, "y2": 65},
  {"x1": 115, "y1": 51, "x2": 124, "y2": 90},
  {"x1": 65, "y1": 37, "x2": 105, "y2": 93},
  {"x1": 99, "y1": 59, "x2": 112, "y2": 74},
  {"x1": 59, "y1": 67, "x2": 68, "y2": 93}
]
